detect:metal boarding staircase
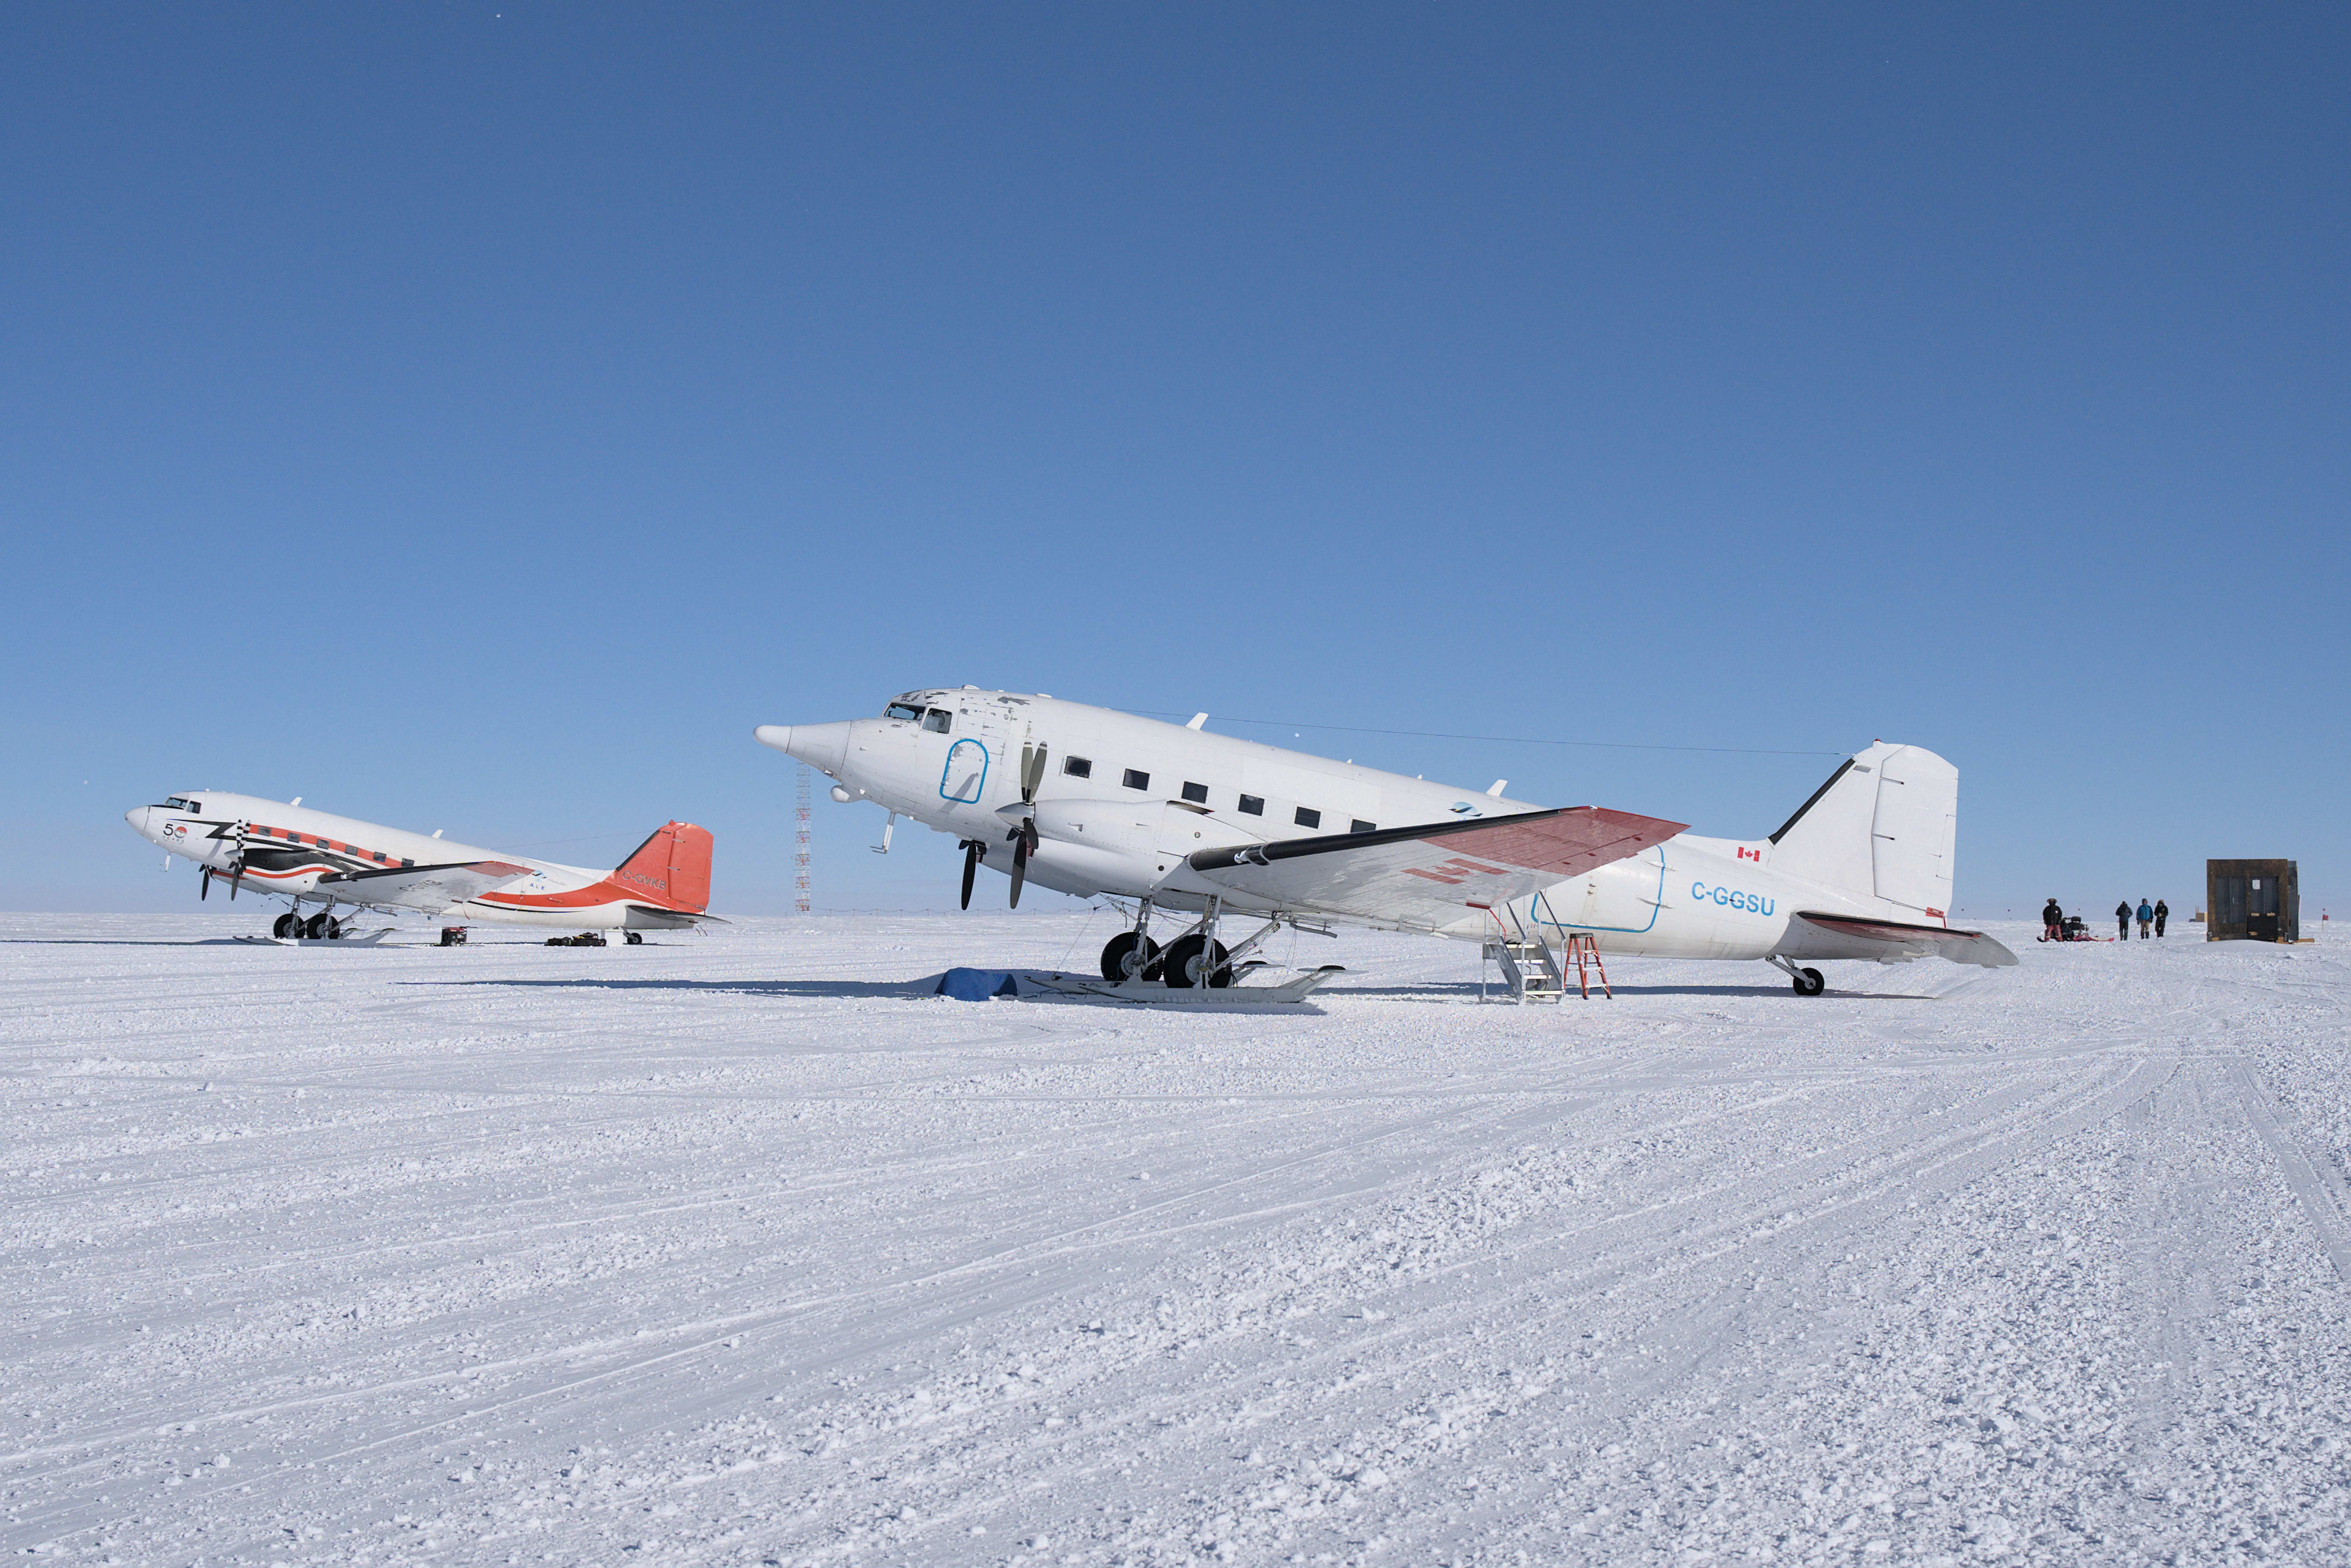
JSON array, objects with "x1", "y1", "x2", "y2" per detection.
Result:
[
  {"x1": 1481, "y1": 897, "x2": 1612, "y2": 1001},
  {"x1": 1482, "y1": 902, "x2": 1566, "y2": 1002}
]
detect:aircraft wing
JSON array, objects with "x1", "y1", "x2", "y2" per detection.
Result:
[
  {"x1": 1184, "y1": 808, "x2": 1687, "y2": 930},
  {"x1": 313, "y1": 859, "x2": 535, "y2": 912}
]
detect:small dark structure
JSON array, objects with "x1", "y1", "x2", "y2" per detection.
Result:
[{"x1": 2206, "y1": 860, "x2": 2299, "y2": 943}]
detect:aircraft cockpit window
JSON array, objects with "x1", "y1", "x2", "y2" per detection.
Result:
[
  {"x1": 162, "y1": 797, "x2": 198, "y2": 812},
  {"x1": 885, "y1": 703, "x2": 925, "y2": 723},
  {"x1": 921, "y1": 708, "x2": 953, "y2": 734}
]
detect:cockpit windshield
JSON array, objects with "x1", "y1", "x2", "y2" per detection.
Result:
[
  {"x1": 883, "y1": 702, "x2": 924, "y2": 723},
  {"x1": 161, "y1": 796, "x2": 199, "y2": 812},
  {"x1": 920, "y1": 708, "x2": 952, "y2": 734}
]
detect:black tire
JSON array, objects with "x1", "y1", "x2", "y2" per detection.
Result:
[
  {"x1": 1100, "y1": 931, "x2": 1162, "y2": 982},
  {"x1": 324, "y1": 917, "x2": 343, "y2": 940},
  {"x1": 272, "y1": 912, "x2": 297, "y2": 939},
  {"x1": 625, "y1": 931, "x2": 643, "y2": 945},
  {"x1": 303, "y1": 912, "x2": 330, "y2": 940},
  {"x1": 1792, "y1": 966, "x2": 1825, "y2": 996},
  {"x1": 1160, "y1": 933, "x2": 1231, "y2": 989}
]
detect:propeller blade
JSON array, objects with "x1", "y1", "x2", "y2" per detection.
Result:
[
  {"x1": 200, "y1": 866, "x2": 211, "y2": 902},
  {"x1": 960, "y1": 841, "x2": 978, "y2": 911},
  {"x1": 1009, "y1": 831, "x2": 1027, "y2": 909},
  {"x1": 1022, "y1": 742, "x2": 1048, "y2": 802},
  {"x1": 1023, "y1": 817, "x2": 1038, "y2": 857}
]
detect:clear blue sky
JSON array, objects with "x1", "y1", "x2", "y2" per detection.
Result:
[{"x1": 5, "y1": 4, "x2": 2344, "y2": 920}]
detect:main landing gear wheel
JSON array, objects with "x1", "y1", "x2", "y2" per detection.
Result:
[
  {"x1": 272, "y1": 912, "x2": 297, "y2": 939},
  {"x1": 303, "y1": 912, "x2": 339, "y2": 941},
  {"x1": 1099, "y1": 931, "x2": 1162, "y2": 982},
  {"x1": 1791, "y1": 966, "x2": 1825, "y2": 997},
  {"x1": 1160, "y1": 933, "x2": 1232, "y2": 989}
]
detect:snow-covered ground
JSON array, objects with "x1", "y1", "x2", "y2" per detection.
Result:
[{"x1": 4, "y1": 911, "x2": 2349, "y2": 1566}]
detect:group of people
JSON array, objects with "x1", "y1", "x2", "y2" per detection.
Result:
[{"x1": 2040, "y1": 897, "x2": 2168, "y2": 941}]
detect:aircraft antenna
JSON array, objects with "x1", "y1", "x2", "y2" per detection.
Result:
[{"x1": 794, "y1": 764, "x2": 813, "y2": 915}]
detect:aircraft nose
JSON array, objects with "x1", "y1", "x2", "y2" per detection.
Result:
[
  {"x1": 754, "y1": 721, "x2": 851, "y2": 774},
  {"x1": 126, "y1": 804, "x2": 152, "y2": 837}
]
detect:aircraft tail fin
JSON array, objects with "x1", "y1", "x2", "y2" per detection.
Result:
[
  {"x1": 1768, "y1": 742, "x2": 1956, "y2": 919},
  {"x1": 609, "y1": 821, "x2": 714, "y2": 912}
]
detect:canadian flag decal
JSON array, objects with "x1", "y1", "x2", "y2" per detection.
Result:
[{"x1": 1736, "y1": 847, "x2": 1761, "y2": 861}]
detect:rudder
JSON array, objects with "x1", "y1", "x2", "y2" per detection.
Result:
[{"x1": 1769, "y1": 743, "x2": 1956, "y2": 918}]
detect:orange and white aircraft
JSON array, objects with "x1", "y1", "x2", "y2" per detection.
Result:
[{"x1": 125, "y1": 792, "x2": 718, "y2": 942}]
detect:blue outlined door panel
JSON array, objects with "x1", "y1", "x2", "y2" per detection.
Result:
[
  {"x1": 940, "y1": 739, "x2": 989, "y2": 803},
  {"x1": 1534, "y1": 847, "x2": 1668, "y2": 935}
]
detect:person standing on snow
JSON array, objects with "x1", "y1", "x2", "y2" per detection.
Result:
[
  {"x1": 2155, "y1": 899, "x2": 2169, "y2": 937},
  {"x1": 2043, "y1": 898, "x2": 2065, "y2": 942},
  {"x1": 2116, "y1": 901, "x2": 2132, "y2": 940},
  {"x1": 2137, "y1": 899, "x2": 2155, "y2": 938}
]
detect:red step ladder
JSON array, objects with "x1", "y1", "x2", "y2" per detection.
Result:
[{"x1": 1561, "y1": 932, "x2": 1611, "y2": 999}]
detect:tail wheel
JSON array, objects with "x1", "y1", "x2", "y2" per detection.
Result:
[
  {"x1": 625, "y1": 931, "x2": 643, "y2": 945},
  {"x1": 1160, "y1": 933, "x2": 1231, "y2": 989},
  {"x1": 1100, "y1": 931, "x2": 1162, "y2": 982},
  {"x1": 1792, "y1": 966, "x2": 1825, "y2": 996}
]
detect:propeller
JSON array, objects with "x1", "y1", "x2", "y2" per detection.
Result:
[{"x1": 1004, "y1": 742, "x2": 1047, "y2": 908}]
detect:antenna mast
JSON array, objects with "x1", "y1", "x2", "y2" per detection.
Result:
[{"x1": 793, "y1": 765, "x2": 812, "y2": 915}]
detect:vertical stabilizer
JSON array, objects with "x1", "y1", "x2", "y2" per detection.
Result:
[
  {"x1": 610, "y1": 821, "x2": 714, "y2": 912},
  {"x1": 1770, "y1": 743, "x2": 1957, "y2": 919}
]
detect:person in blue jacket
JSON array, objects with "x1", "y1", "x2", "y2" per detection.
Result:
[{"x1": 2136, "y1": 899, "x2": 2155, "y2": 938}]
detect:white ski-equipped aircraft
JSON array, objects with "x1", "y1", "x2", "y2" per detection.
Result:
[
  {"x1": 755, "y1": 688, "x2": 2016, "y2": 994},
  {"x1": 126, "y1": 793, "x2": 718, "y2": 941}
]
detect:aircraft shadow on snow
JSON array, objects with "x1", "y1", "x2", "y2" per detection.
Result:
[{"x1": 415, "y1": 977, "x2": 1937, "y2": 1003}]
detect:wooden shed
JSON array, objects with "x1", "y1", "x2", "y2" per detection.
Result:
[{"x1": 2206, "y1": 860, "x2": 2299, "y2": 943}]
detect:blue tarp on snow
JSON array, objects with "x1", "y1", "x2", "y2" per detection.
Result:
[{"x1": 935, "y1": 968, "x2": 1022, "y2": 1001}]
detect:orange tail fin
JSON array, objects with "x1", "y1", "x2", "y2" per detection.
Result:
[{"x1": 607, "y1": 821, "x2": 714, "y2": 911}]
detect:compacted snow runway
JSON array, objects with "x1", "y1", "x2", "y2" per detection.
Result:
[{"x1": 4, "y1": 911, "x2": 2348, "y2": 1566}]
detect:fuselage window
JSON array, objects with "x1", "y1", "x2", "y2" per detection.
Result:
[
  {"x1": 1122, "y1": 768, "x2": 1150, "y2": 791},
  {"x1": 1294, "y1": 807, "x2": 1321, "y2": 829},
  {"x1": 921, "y1": 708, "x2": 952, "y2": 734},
  {"x1": 1351, "y1": 819, "x2": 1376, "y2": 834},
  {"x1": 1181, "y1": 781, "x2": 1208, "y2": 804},
  {"x1": 1239, "y1": 794, "x2": 1264, "y2": 816},
  {"x1": 1062, "y1": 756, "x2": 1093, "y2": 779}
]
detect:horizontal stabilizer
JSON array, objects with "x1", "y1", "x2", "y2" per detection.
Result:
[
  {"x1": 1186, "y1": 807, "x2": 1686, "y2": 930},
  {"x1": 1793, "y1": 909, "x2": 2017, "y2": 968},
  {"x1": 314, "y1": 859, "x2": 533, "y2": 912}
]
